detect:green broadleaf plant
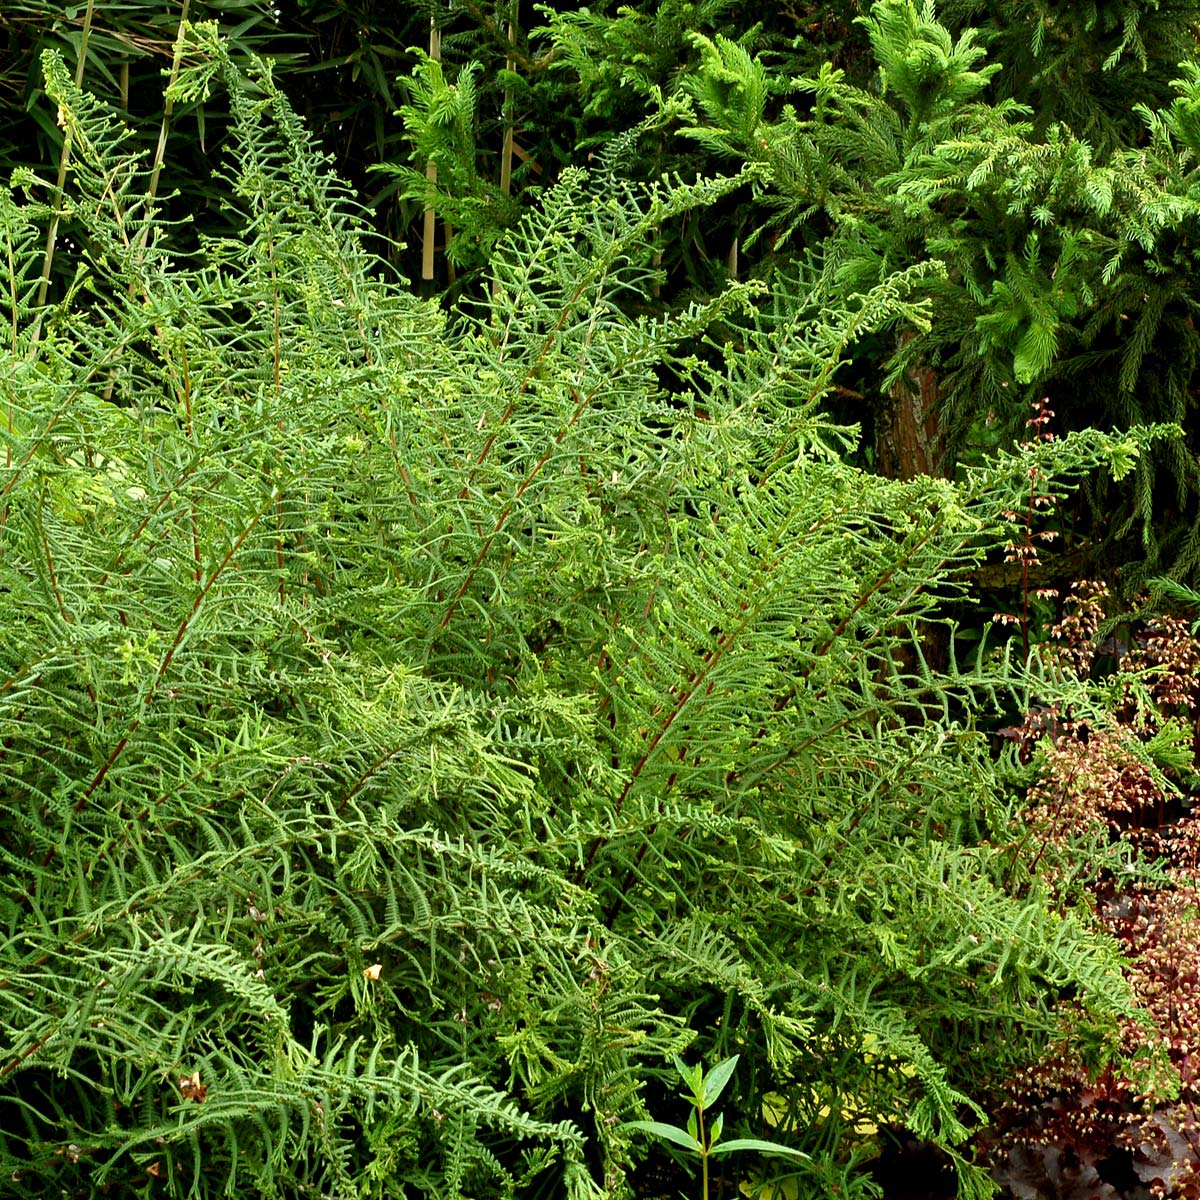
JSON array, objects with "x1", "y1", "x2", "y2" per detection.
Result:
[{"x1": 623, "y1": 1055, "x2": 807, "y2": 1200}]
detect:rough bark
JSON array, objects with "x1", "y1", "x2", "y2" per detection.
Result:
[
  {"x1": 875, "y1": 333, "x2": 945, "y2": 481},
  {"x1": 876, "y1": 332, "x2": 950, "y2": 680}
]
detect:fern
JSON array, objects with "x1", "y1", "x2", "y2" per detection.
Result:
[{"x1": 0, "y1": 23, "x2": 1170, "y2": 1199}]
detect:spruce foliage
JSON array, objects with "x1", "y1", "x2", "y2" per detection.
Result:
[
  {"x1": 679, "y1": 0, "x2": 1200, "y2": 582},
  {"x1": 0, "y1": 24, "x2": 1172, "y2": 1199}
]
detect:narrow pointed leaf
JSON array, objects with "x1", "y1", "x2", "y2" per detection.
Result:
[
  {"x1": 709, "y1": 1138, "x2": 810, "y2": 1158},
  {"x1": 673, "y1": 1054, "x2": 702, "y2": 1096},
  {"x1": 701, "y1": 1054, "x2": 739, "y2": 1107},
  {"x1": 621, "y1": 1121, "x2": 703, "y2": 1154},
  {"x1": 709, "y1": 1111, "x2": 725, "y2": 1146}
]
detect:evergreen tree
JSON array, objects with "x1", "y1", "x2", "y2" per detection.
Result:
[{"x1": 678, "y1": 0, "x2": 1200, "y2": 584}]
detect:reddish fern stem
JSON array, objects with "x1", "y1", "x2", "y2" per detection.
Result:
[
  {"x1": 437, "y1": 387, "x2": 590, "y2": 632},
  {"x1": 75, "y1": 489, "x2": 281, "y2": 811}
]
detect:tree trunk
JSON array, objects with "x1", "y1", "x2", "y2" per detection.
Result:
[
  {"x1": 875, "y1": 332, "x2": 945, "y2": 481},
  {"x1": 876, "y1": 332, "x2": 950, "y2": 682}
]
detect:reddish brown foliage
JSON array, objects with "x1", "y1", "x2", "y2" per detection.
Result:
[{"x1": 989, "y1": 585, "x2": 1200, "y2": 1198}]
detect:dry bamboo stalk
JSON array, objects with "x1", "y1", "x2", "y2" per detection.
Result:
[
  {"x1": 34, "y1": 0, "x2": 97, "y2": 320},
  {"x1": 493, "y1": 16, "x2": 516, "y2": 301},
  {"x1": 421, "y1": 20, "x2": 442, "y2": 282},
  {"x1": 144, "y1": 0, "x2": 192, "y2": 217},
  {"x1": 499, "y1": 20, "x2": 515, "y2": 198}
]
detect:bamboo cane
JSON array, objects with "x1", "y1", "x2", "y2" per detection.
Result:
[
  {"x1": 421, "y1": 19, "x2": 441, "y2": 283},
  {"x1": 34, "y1": 0, "x2": 97, "y2": 321},
  {"x1": 493, "y1": 14, "x2": 516, "y2": 300}
]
